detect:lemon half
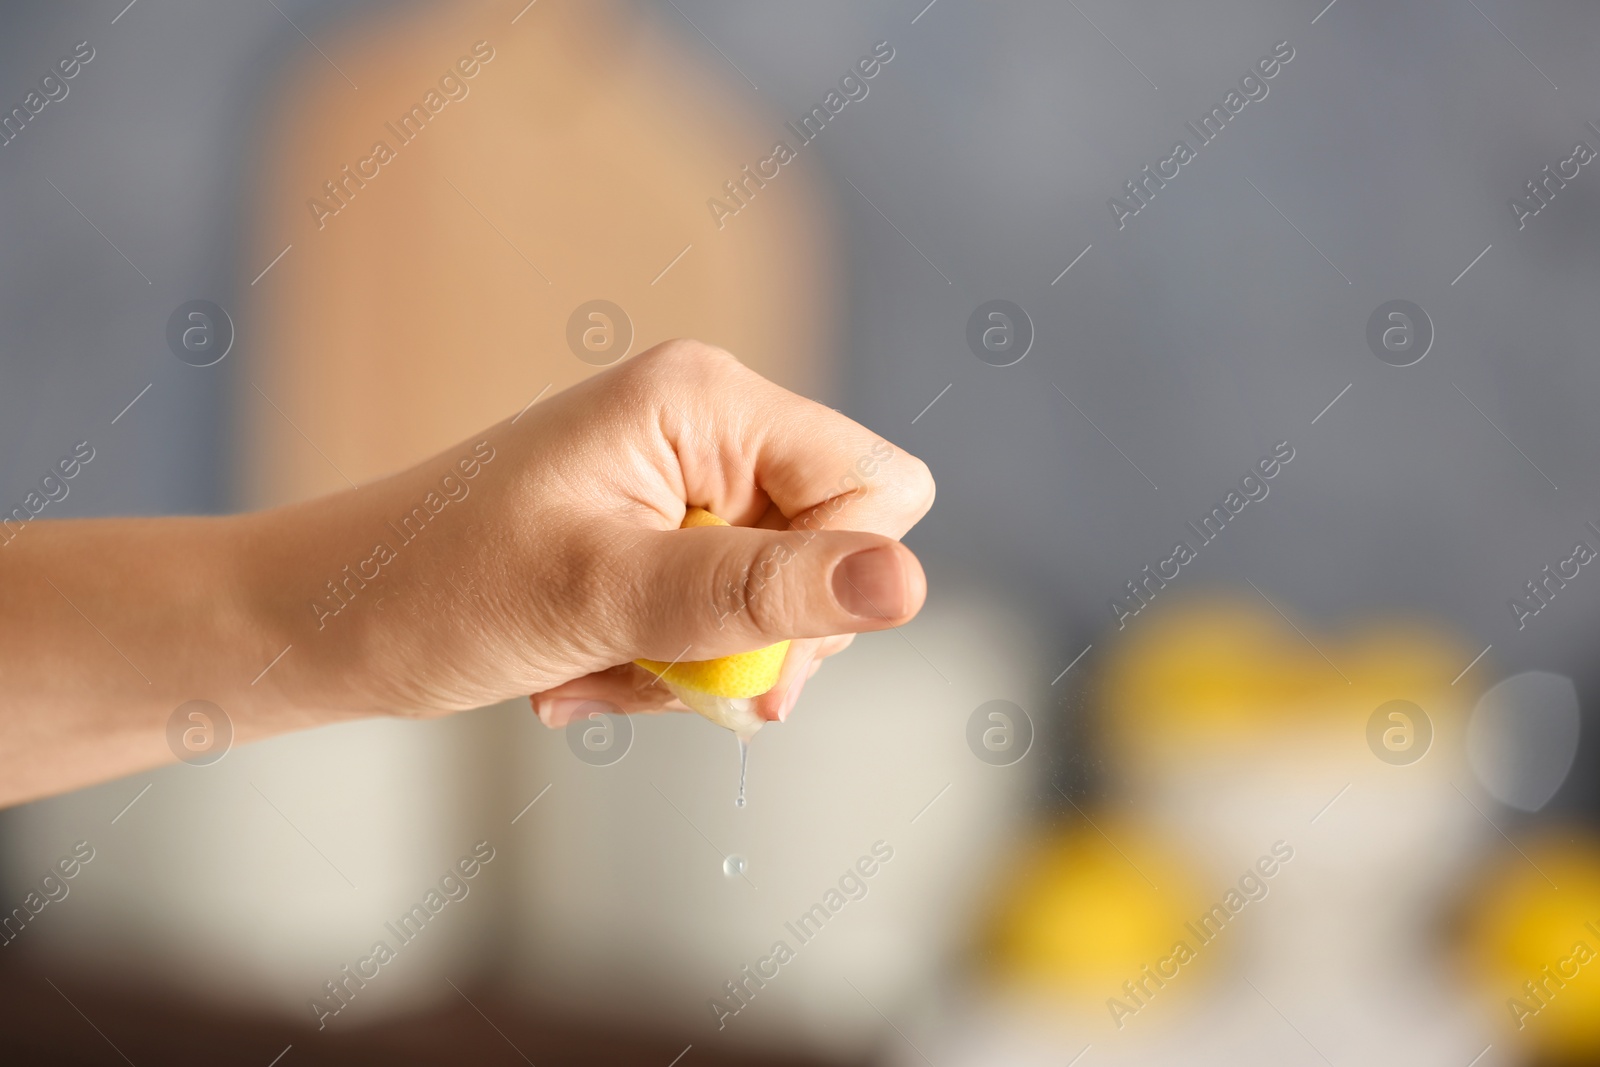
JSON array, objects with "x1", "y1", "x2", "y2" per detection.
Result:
[{"x1": 634, "y1": 507, "x2": 790, "y2": 736}]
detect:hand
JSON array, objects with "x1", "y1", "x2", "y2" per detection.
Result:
[
  {"x1": 267, "y1": 340, "x2": 935, "y2": 727},
  {"x1": 0, "y1": 340, "x2": 933, "y2": 804}
]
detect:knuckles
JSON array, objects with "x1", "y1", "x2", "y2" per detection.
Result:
[
  {"x1": 598, "y1": 338, "x2": 745, "y2": 414},
  {"x1": 904, "y1": 455, "x2": 937, "y2": 515},
  {"x1": 881, "y1": 453, "x2": 937, "y2": 525},
  {"x1": 721, "y1": 538, "x2": 796, "y2": 642},
  {"x1": 625, "y1": 338, "x2": 741, "y2": 384}
]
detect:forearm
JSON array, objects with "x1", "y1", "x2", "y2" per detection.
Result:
[
  {"x1": 0, "y1": 430, "x2": 528, "y2": 805},
  {"x1": 0, "y1": 512, "x2": 309, "y2": 803}
]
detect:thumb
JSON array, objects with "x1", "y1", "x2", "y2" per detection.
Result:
[{"x1": 628, "y1": 525, "x2": 927, "y2": 659}]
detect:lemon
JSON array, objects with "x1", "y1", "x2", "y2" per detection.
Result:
[{"x1": 635, "y1": 507, "x2": 791, "y2": 735}]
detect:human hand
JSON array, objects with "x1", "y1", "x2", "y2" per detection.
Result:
[{"x1": 266, "y1": 340, "x2": 934, "y2": 728}]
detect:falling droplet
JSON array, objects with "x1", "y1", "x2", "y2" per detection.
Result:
[
  {"x1": 723, "y1": 854, "x2": 747, "y2": 878},
  {"x1": 735, "y1": 733, "x2": 751, "y2": 809}
]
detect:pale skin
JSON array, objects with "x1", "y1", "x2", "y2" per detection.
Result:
[{"x1": 0, "y1": 341, "x2": 934, "y2": 807}]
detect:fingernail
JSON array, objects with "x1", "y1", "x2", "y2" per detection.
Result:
[
  {"x1": 536, "y1": 697, "x2": 588, "y2": 728},
  {"x1": 832, "y1": 546, "x2": 908, "y2": 619}
]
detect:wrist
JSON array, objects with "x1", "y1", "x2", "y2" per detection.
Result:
[
  {"x1": 240, "y1": 444, "x2": 527, "y2": 721},
  {"x1": 233, "y1": 496, "x2": 398, "y2": 725}
]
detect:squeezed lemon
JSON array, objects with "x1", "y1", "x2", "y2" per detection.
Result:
[{"x1": 634, "y1": 507, "x2": 790, "y2": 739}]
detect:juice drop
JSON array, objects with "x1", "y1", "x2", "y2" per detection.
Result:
[
  {"x1": 723, "y1": 854, "x2": 747, "y2": 878},
  {"x1": 735, "y1": 733, "x2": 751, "y2": 808}
]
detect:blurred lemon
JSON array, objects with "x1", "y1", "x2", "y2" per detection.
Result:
[
  {"x1": 980, "y1": 823, "x2": 1206, "y2": 998},
  {"x1": 1463, "y1": 832, "x2": 1600, "y2": 1060},
  {"x1": 1100, "y1": 598, "x2": 1472, "y2": 749}
]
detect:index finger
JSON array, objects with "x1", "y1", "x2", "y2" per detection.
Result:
[{"x1": 643, "y1": 342, "x2": 936, "y2": 538}]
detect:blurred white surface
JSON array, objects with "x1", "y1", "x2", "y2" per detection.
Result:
[{"x1": 509, "y1": 586, "x2": 1046, "y2": 1060}]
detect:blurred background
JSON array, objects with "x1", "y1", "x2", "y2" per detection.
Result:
[{"x1": 1, "y1": 0, "x2": 1598, "y2": 1063}]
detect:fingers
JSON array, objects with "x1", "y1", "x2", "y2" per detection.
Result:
[
  {"x1": 751, "y1": 638, "x2": 817, "y2": 723},
  {"x1": 749, "y1": 631, "x2": 858, "y2": 721},
  {"x1": 530, "y1": 343, "x2": 935, "y2": 732},
  {"x1": 624, "y1": 524, "x2": 926, "y2": 661},
  {"x1": 539, "y1": 631, "x2": 856, "y2": 727},
  {"x1": 811, "y1": 632, "x2": 857, "y2": 660},
  {"x1": 531, "y1": 664, "x2": 683, "y2": 726},
  {"x1": 620, "y1": 342, "x2": 936, "y2": 540}
]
